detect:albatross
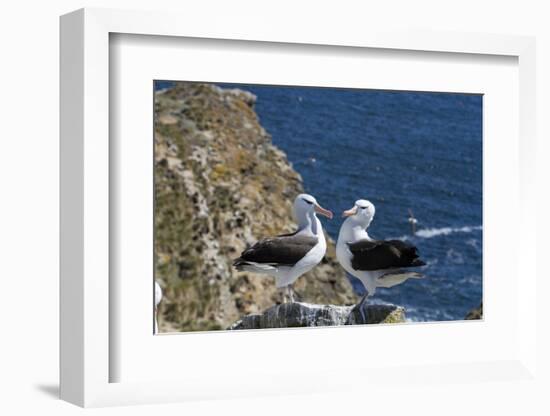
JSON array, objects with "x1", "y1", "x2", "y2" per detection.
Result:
[
  {"x1": 336, "y1": 199, "x2": 426, "y2": 320},
  {"x1": 233, "y1": 194, "x2": 333, "y2": 302},
  {"x1": 154, "y1": 281, "x2": 162, "y2": 334}
]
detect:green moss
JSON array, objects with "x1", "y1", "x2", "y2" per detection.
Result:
[
  {"x1": 381, "y1": 309, "x2": 406, "y2": 324},
  {"x1": 210, "y1": 164, "x2": 229, "y2": 181}
]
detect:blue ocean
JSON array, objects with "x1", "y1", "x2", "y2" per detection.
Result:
[{"x1": 158, "y1": 81, "x2": 483, "y2": 322}]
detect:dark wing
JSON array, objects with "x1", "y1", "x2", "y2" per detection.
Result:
[
  {"x1": 348, "y1": 239, "x2": 426, "y2": 271},
  {"x1": 234, "y1": 234, "x2": 318, "y2": 267}
]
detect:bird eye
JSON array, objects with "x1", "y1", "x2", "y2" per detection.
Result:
[{"x1": 302, "y1": 199, "x2": 313, "y2": 205}]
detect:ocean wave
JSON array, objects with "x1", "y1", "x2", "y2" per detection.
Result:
[
  {"x1": 403, "y1": 306, "x2": 455, "y2": 322},
  {"x1": 457, "y1": 275, "x2": 482, "y2": 285},
  {"x1": 466, "y1": 238, "x2": 482, "y2": 253},
  {"x1": 425, "y1": 258, "x2": 439, "y2": 267},
  {"x1": 395, "y1": 225, "x2": 482, "y2": 241}
]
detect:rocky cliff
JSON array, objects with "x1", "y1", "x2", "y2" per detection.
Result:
[{"x1": 154, "y1": 83, "x2": 356, "y2": 332}]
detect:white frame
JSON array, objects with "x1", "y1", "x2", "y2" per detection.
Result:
[
  {"x1": 112, "y1": 34, "x2": 519, "y2": 384},
  {"x1": 60, "y1": 8, "x2": 537, "y2": 408}
]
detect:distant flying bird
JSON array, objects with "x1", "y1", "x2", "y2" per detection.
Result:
[
  {"x1": 154, "y1": 281, "x2": 163, "y2": 334},
  {"x1": 233, "y1": 194, "x2": 333, "y2": 302},
  {"x1": 336, "y1": 199, "x2": 426, "y2": 321},
  {"x1": 408, "y1": 208, "x2": 418, "y2": 235}
]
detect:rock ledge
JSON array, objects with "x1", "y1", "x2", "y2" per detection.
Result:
[{"x1": 228, "y1": 302, "x2": 405, "y2": 330}]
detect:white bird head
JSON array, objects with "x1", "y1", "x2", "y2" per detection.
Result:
[
  {"x1": 342, "y1": 199, "x2": 375, "y2": 228},
  {"x1": 294, "y1": 193, "x2": 333, "y2": 221}
]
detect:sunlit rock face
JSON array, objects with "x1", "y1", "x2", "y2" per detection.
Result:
[{"x1": 228, "y1": 302, "x2": 405, "y2": 330}]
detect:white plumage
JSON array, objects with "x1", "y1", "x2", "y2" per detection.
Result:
[
  {"x1": 154, "y1": 281, "x2": 163, "y2": 334},
  {"x1": 336, "y1": 199, "x2": 425, "y2": 320},
  {"x1": 233, "y1": 194, "x2": 333, "y2": 302}
]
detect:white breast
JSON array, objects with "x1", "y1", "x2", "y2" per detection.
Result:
[
  {"x1": 276, "y1": 218, "x2": 327, "y2": 288},
  {"x1": 336, "y1": 240, "x2": 353, "y2": 274},
  {"x1": 336, "y1": 219, "x2": 381, "y2": 295}
]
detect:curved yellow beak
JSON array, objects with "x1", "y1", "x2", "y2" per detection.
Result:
[
  {"x1": 314, "y1": 203, "x2": 333, "y2": 219},
  {"x1": 342, "y1": 206, "x2": 358, "y2": 218}
]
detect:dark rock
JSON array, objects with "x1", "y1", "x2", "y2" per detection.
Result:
[
  {"x1": 465, "y1": 302, "x2": 483, "y2": 320},
  {"x1": 228, "y1": 302, "x2": 405, "y2": 330}
]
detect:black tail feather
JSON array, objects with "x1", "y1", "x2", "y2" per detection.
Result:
[
  {"x1": 233, "y1": 258, "x2": 248, "y2": 270},
  {"x1": 412, "y1": 258, "x2": 426, "y2": 267}
]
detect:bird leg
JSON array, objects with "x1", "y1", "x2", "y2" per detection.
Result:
[
  {"x1": 359, "y1": 293, "x2": 370, "y2": 323},
  {"x1": 287, "y1": 285, "x2": 295, "y2": 303},
  {"x1": 353, "y1": 292, "x2": 370, "y2": 324},
  {"x1": 280, "y1": 287, "x2": 288, "y2": 304}
]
